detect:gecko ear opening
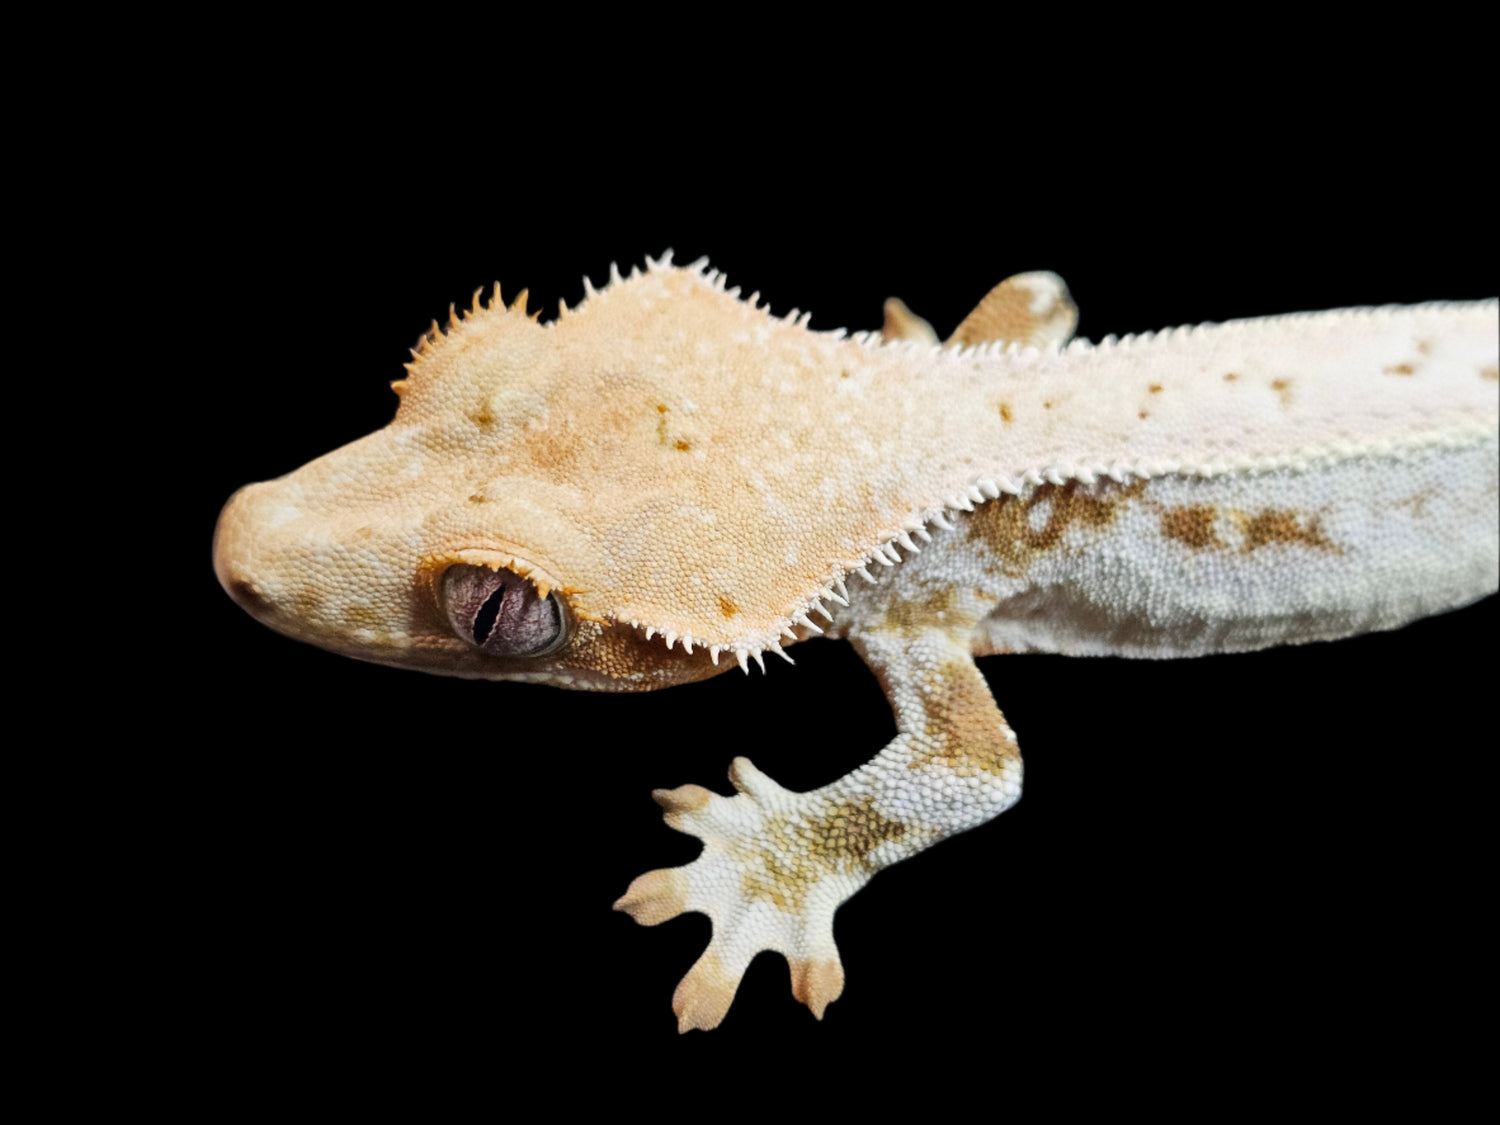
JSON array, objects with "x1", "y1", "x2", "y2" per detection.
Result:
[{"x1": 442, "y1": 564, "x2": 566, "y2": 657}]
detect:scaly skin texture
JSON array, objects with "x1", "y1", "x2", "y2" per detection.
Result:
[{"x1": 214, "y1": 255, "x2": 1499, "y2": 1031}]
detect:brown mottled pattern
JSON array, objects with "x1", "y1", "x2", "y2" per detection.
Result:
[
  {"x1": 967, "y1": 479, "x2": 1147, "y2": 576},
  {"x1": 1384, "y1": 363, "x2": 1417, "y2": 376},
  {"x1": 1271, "y1": 378, "x2": 1293, "y2": 406},
  {"x1": 914, "y1": 659, "x2": 1018, "y2": 779},
  {"x1": 1236, "y1": 509, "x2": 1339, "y2": 553},
  {"x1": 739, "y1": 798, "x2": 907, "y2": 912},
  {"x1": 880, "y1": 586, "x2": 969, "y2": 636},
  {"x1": 1161, "y1": 505, "x2": 1224, "y2": 550}
]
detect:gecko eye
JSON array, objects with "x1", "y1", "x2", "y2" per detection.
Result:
[{"x1": 442, "y1": 565, "x2": 565, "y2": 657}]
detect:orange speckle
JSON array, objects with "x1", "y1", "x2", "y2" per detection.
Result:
[
  {"x1": 675, "y1": 439, "x2": 691, "y2": 452},
  {"x1": 1138, "y1": 410, "x2": 1149, "y2": 420},
  {"x1": 1481, "y1": 364, "x2": 1499, "y2": 382},
  {"x1": 717, "y1": 595, "x2": 739, "y2": 618},
  {"x1": 1148, "y1": 383, "x2": 1162, "y2": 394},
  {"x1": 1383, "y1": 363, "x2": 1416, "y2": 376},
  {"x1": 999, "y1": 402, "x2": 1014, "y2": 424},
  {"x1": 1223, "y1": 372, "x2": 1239, "y2": 382},
  {"x1": 914, "y1": 660, "x2": 1019, "y2": 778}
]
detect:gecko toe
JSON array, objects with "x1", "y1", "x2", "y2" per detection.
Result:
[
  {"x1": 672, "y1": 951, "x2": 742, "y2": 1033},
  {"x1": 789, "y1": 957, "x2": 845, "y2": 1019},
  {"x1": 613, "y1": 868, "x2": 688, "y2": 926}
]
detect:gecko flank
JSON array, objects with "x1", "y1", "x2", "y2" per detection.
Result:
[{"x1": 214, "y1": 256, "x2": 1499, "y2": 1031}]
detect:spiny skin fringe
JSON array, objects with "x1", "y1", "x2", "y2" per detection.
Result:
[
  {"x1": 624, "y1": 494, "x2": 985, "y2": 663},
  {"x1": 411, "y1": 254, "x2": 1497, "y2": 377},
  {"x1": 414, "y1": 258, "x2": 1497, "y2": 664}
]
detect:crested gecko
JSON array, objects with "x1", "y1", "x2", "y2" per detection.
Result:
[{"x1": 213, "y1": 255, "x2": 1499, "y2": 1032}]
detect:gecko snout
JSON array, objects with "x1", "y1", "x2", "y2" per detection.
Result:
[
  {"x1": 211, "y1": 479, "x2": 372, "y2": 646},
  {"x1": 212, "y1": 484, "x2": 269, "y2": 615}
]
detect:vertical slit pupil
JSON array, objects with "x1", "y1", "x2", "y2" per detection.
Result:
[{"x1": 473, "y1": 585, "x2": 505, "y2": 645}]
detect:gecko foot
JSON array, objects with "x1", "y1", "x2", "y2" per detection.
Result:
[{"x1": 614, "y1": 756, "x2": 893, "y2": 1031}]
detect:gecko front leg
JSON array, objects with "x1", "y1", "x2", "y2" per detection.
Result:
[{"x1": 614, "y1": 619, "x2": 1022, "y2": 1031}]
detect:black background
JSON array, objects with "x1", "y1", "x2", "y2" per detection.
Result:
[{"x1": 168, "y1": 71, "x2": 1493, "y2": 1098}]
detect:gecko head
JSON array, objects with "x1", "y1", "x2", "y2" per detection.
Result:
[{"x1": 212, "y1": 271, "x2": 753, "y2": 691}]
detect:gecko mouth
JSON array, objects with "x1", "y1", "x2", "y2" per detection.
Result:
[{"x1": 222, "y1": 576, "x2": 268, "y2": 615}]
